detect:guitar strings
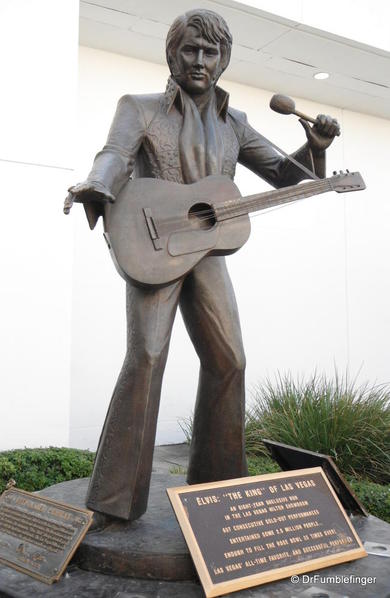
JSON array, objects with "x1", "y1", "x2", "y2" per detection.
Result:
[
  {"x1": 155, "y1": 179, "x2": 331, "y2": 231},
  {"x1": 215, "y1": 181, "x2": 330, "y2": 218},
  {"x1": 157, "y1": 190, "x2": 329, "y2": 232},
  {"x1": 156, "y1": 198, "x2": 314, "y2": 238},
  {"x1": 159, "y1": 180, "x2": 330, "y2": 225}
]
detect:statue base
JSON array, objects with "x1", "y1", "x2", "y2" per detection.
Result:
[
  {"x1": 37, "y1": 473, "x2": 195, "y2": 581},
  {"x1": 1, "y1": 444, "x2": 390, "y2": 597}
]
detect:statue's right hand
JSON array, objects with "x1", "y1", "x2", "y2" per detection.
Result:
[
  {"x1": 63, "y1": 181, "x2": 115, "y2": 215},
  {"x1": 63, "y1": 192, "x2": 74, "y2": 214}
]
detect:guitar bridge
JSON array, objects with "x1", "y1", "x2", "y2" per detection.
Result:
[{"x1": 143, "y1": 208, "x2": 162, "y2": 251}]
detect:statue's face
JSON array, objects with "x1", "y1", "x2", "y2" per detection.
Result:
[{"x1": 174, "y1": 25, "x2": 221, "y2": 95}]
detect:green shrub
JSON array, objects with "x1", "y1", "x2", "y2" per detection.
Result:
[
  {"x1": 348, "y1": 477, "x2": 390, "y2": 523},
  {"x1": 0, "y1": 447, "x2": 95, "y2": 494},
  {"x1": 246, "y1": 372, "x2": 390, "y2": 484},
  {"x1": 247, "y1": 453, "x2": 390, "y2": 523},
  {"x1": 247, "y1": 454, "x2": 281, "y2": 476}
]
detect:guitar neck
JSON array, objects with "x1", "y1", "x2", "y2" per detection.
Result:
[{"x1": 214, "y1": 178, "x2": 332, "y2": 221}]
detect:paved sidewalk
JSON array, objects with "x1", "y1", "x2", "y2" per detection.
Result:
[{"x1": 152, "y1": 442, "x2": 189, "y2": 474}]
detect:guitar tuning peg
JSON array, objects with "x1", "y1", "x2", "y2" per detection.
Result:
[
  {"x1": 346, "y1": 169, "x2": 350, "y2": 173},
  {"x1": 333, "y1": 171, "x2": 337, "y2": 176}
]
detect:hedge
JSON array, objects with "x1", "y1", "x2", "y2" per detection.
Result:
[
  {"x1": 0, "y1": 448, "x2": 389, "y2": 524},
  {"x1": 0, "y1": 447, "x2": 94, "y2": 494}
]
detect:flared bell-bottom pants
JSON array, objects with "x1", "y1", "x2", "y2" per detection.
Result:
[{"x1": 86, "y1": 256, "x2": 248, "y2": 520}]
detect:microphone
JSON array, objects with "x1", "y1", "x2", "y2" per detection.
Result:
[{"x1": 269, "y1": 94, "x2": 316, "y2": 124}]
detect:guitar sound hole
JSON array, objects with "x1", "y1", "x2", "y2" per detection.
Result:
[{"x1": 188, "y1": 203, "x2": 216, "y2": 230}]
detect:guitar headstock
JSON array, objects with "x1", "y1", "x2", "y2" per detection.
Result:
[{"x1": 329, "y1": 171, "x2": 366, "y2": 193}]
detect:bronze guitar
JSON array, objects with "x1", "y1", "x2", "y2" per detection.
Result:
[{"x1": 103, "y1": 171, "x2": 365, "y2": 288}]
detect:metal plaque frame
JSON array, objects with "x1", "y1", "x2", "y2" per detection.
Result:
[
  {"x1": 167, "y1": 467, "x2": 366, "y2": 598},
  {"x1": 0, "y1": 488, "x2": 93, "y2": 584},
  {"x1": 262, "y1": 439, "x2": 368, "y2": 516}
]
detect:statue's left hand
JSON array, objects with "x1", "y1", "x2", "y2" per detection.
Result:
[{"x1": 299, "y1": 115, "x2": 340, "y2": 153}]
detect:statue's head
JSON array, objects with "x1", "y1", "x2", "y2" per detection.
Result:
[{"x1": 166, "y1": 9, "x2": 232, "y2": 95}]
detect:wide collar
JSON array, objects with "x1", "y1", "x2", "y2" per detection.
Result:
[{"x1": 164, "y1": 76, "x2": 229, "y2": 122}]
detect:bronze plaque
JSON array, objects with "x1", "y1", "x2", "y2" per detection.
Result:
[
  {"x1": 0, "y1": 488, "x2": 93, "y2": 584},
  {"x1": 167, "y1": 467, "x2": 366, "y2": 598}
]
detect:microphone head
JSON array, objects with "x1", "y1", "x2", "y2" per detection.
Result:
[{"x1": 269, "y1": 94, "x2": 296, "y2": 115}]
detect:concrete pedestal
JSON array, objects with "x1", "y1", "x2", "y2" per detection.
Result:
[
  {"x1": 0, "y1": 445, "x2": 389, "y2": 597},
  {"x1": 39, "y1": 473, "x2": 195, "y2": 581}
]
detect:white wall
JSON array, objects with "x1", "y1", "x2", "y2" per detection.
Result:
[
  {"x1": 244, "y1": 0, "x2": 390, "y2": 52},
  {"x1": 1, "y1": 3, "x2": 389, "y2": 452},
  {"x1": 68, "y1": 45, "x2": 390, "y2": 450},
  {"x1": 0, "y1": 1, "x2": 79, "y2": 450}
]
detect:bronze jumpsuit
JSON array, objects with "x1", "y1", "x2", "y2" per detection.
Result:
[{"x1": 80, "y1": 78, "x2": 324, "y2": 520}]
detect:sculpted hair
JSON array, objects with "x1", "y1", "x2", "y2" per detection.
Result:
[{"x1": 166, "y1": 9, "x2": 233, "y2": 80}]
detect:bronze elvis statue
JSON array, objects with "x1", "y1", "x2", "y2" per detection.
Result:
[{"x1": 64, "y1": 9, "x2": 340, "y2": 522}]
